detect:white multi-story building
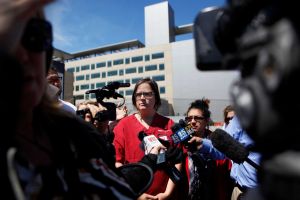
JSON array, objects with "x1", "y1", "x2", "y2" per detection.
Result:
[{"x1": 53, "y1": 1, "x2": 239, "y2": 121}]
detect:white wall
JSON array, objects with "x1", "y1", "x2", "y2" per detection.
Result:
[{"x1": 171, "y1": 39, "x2": 240, "y2": 121}]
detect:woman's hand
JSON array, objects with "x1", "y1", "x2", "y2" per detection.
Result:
[{"x1": 187, "y1": 136, "x2": 203, "y2": 150}]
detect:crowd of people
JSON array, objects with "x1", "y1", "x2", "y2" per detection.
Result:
[{"x1": 0, "y1": 0, "x2": 266, "y2": 200}]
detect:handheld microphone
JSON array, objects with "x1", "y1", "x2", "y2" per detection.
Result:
[
  {"x1": 138, "y1": 131, "x2": 182, "y2": 183},
  {"x1": 171, "y1": 119, "x2": 195, "y2": 144},
  {"x1": 140, "y1": 134, "x2": 166, "y2": 164},
  {"x1": 211, "y1": 129, "x2": 260, "y2": 170}
]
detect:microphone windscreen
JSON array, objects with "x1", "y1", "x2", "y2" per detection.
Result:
[
  {"x1": 211, "y1": 129, "x2": 249, "y2": 163},
  {"x1": 178, "y1": 119, "x2": 187, "y2": 127},
  {"x1": 171, "y1": 123, "x2": 182, "y2": 133}
]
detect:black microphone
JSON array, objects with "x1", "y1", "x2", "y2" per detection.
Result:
[
  {"x1": 170, "y1": 119, "x2": 195, "y2": 145},
  {"x1": 106, "y1": 82, "x2": 130, "y2": 90},
  {"x1": 211, "y1": 129, "x2": 260, "y2": 170}
]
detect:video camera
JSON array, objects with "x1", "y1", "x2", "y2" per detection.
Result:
[
  {"x1": 84, "y1": 81, "x2": 130, "y2": 122},
  {"x1": 193, "y1": 0, "x2": 300, "y2": 154},
  {"x1": 193, "y1": 1, "x2": 300, "y2": 199}
]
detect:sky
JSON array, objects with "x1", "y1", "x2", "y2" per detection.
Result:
[{"x1": 45, "y1": 0, "x2": 225, "y2": 53}]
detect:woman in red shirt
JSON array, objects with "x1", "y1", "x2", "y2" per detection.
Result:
[{"x1": 113, "y1": 78, "x2": 181, "y2": 200}]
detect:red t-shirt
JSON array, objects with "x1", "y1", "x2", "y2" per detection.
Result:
[{"x1": 113, "y1": 113, "x2": 174, "y2": 195}]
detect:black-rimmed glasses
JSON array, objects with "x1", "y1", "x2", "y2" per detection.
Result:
[{"x1": 135, "y1": 91, "x2": 154, "y2": 99}]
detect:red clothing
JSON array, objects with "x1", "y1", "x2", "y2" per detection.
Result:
[
  {"x1": 183, "y1": 129, "x2": 233, "y2": 200},
  {"x1": 113, "y1": 113, "x2": 174, "y2": 195}
]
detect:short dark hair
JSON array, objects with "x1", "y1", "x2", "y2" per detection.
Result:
[{"x1": 132, "y1": 78, "x2": 161, "y2": 110}]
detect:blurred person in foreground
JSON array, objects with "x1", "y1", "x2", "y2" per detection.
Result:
[
  {"x1": 113, "y1": 78, "x2": 182, "y2": 200},
  {"x1": 0, "y1": 1, "x2": 173, "y2": 199}
]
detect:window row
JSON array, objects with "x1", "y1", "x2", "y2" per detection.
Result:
[
  {"x1": 75, "y1": 64, "x2": 165, "y2": 81},
  {"x1": 67, "y1": 52, "x2": 165, "y2": 73},
  {"x1": 74, "y1": 75, "x2": 165, "y2": 91},
  {"x1": 74, "y1": 86, "x2": 166, "y2": 101}
]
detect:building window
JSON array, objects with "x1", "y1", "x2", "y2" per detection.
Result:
[
  {"x1": 91, "y1": 64, "x2": 95, "y2": 70},
  {"x1": 107, "y1": 61, "x2": 112, "y2": 67},
  {"x1": 67, "y1": 67, "x2": 75, "y2": 73},
  {"x1": 85, "y1": 74, "x2": 90, "y2": 80},
  {"x1": 159, "y1": 63, "x2": 165, "y2": 70},
  {"x1": 85, "y1": 94, "x2": 89, "y2": 100},
  {"x1": 152, "y1": 52, "x2": 164, "y2": 59},
  {"x1": 145, "y1": 64, "x2": 157, "y2": 71},
  {"x1": 125, "y1": 67, "x2": 136, "y2": 74},
  {"x1": 119, "y1": 91, "x2": 124, "y2": 96},
  {"x1": 131, "y1": 56, "x2": 143, "y2": 62},
  {"x1": 107, "y1": 70, "x2": 118, "y2": 77},
  {"x1": 75, "y1": 85, "x2": 79, "y2": 91},
  {"x1": 119, "y1": 69, "x2": 124, "y2": 76},
  {"x1": 125, "y1": 90, "x2": 133, "y2": 96},
  {"x1": 102, "y1": 72, "x2": 106, "y2": 78},
  {"x1": 76, "y1": 75, "x2": 85, "y2": 81},
  {"x1": 160, "y1": 87, "x2": 166, "y2": 94},
  {"x1": 96, "y1": 62, "x2": 106, "y2": 68},
  {"x1": 125, "y1": 58, "x2": 130, "y2": 64},
  {"x1": 132, "y1": 77, "x2": 142, "y2": 84},
  {"x1": 152, "y1": 75, "x2": 165, "y2": 82},
  {"x1": 145, "y1": 55, "x2": 150, "y2": 61},
  {"x1": 81, "y1": 65, "x2": 90, "y2": 71},
  {"x1": 138, "y1": 66, "x2": 143, "y2": 73},
  {"x1": 113, "y1": 59, "x2": 124, "y2": 65},
  {"x1": 80, "y1": 84, "x2": 89, "y2": 90},
  {"x1": 90, "y1": 93, "x2": 96, "y2": 99},
  {"x1": 75, "y1": 95, "x2": 84, "y2": 100},
  {"x1": 91, "y1": 83, "x2": 95, "y2": 89},
  {"x1": 76, "y1": 66, "x2": 80, "y2": 72},
  {"x1": 125, "y1": 79, "x2": 130, "y2": 83},
  {"x1": 115, "y1": 80, "x2": 124, "y2": 83},
  {"x1": 96, "y1": 82, "x2": 106, "y2": 88},
  {"x1": 91, "y1": 73, "x2": 100, "y2": 79}
]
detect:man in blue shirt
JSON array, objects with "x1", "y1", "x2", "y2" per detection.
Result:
[{"x1": 188, "y1": 116, "x2": 261, "y2": 200}]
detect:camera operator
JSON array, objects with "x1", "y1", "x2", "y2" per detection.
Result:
[{"x1": 193, "y1": 0, "x2": 300, "y2": 199}]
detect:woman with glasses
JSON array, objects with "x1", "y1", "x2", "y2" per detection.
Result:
[
  {"x1": 113, "y1": 78, "x2": 182, "y2": 200},
  {"x1": 184, "y1": 99, "x2": 233, "y2": 200},
  {"x1": 222, "y1": 105, "x2": 235, "y2": 130}
]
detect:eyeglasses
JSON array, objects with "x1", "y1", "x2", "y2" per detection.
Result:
[
  {"x1": 185, "y1": 115, "x2": 205, "y2": 122},
  {"x1": 135, "y1": 91, "x2": 154, "y2": 99},
  {"x1": 21, "y1": 18, "x2": 53, "y2": 52}
]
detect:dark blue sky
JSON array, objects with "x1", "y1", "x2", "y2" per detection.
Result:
[{"x1": 46, "y1": 0, "x2": 225, "y2": 53}]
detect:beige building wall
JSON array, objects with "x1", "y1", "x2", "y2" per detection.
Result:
[{"x1": 64, "y1": 44, "x2": 174, "y2": 115}]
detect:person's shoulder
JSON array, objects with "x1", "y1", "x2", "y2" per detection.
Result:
[
  {"x1": 59, "y1": 99, "x2": 77, "y2": 114},
  {"x1": 155, "y1": 113, "x2": 174, "y2": 123}
]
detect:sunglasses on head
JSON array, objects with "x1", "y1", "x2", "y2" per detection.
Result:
[{"x1": 21, "y1": 18, "x2": 53, "y2": 52}]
